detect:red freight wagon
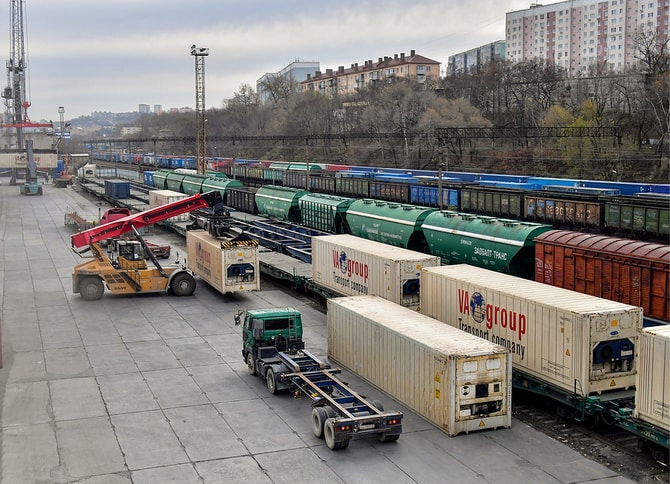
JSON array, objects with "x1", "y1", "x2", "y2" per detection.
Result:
[{"x1": 534, "y1": 230, "x2": 670, "y2": 324}]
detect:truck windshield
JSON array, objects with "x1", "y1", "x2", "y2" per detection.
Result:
[{"x1": 264, "y1": 318, "x2": 293, "y2": 331}]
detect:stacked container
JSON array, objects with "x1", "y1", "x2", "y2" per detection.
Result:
[
  {"x1": 421, "y1": 265, "x2": 643, "y2": 397},
  {"x1": 327, "y1": 295, "x2": 511, "y2": 436},
  {"x1": 635, "y1": 326, "x2": 670, "y2": 433},
  {"x1": 312, "y1": 234, "x2": 440, "y2": 310},
  {"x1": 149, "y1": 189, "x2": 190, "y2": 222}
]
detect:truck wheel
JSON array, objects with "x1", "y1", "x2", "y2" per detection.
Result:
[
  {"x1": 80, "y1": 276, "x2": 104, "y2": 300},
  {"x1": 266, "y1": 368, "x2": 277, "y2": 394},
  {"x1": 312, "y1": 407, "x2": 328, "y2": 438},
  {"x1": 246, "y1": 352, "x2": 257, "y2": 376},
  {"x1": 170, "y1": 272, "x2": 196, "y2": 296},
  {"x1": 324, "y1": 418, "x2": 349, "y2": 450},
  {"x1": 371, "y1": 400, "x2": 384, "y2": 412}
]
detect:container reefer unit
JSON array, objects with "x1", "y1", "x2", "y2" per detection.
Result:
[
  {"x1": 327, "y1": 296, "x2": 512, "y2": 436},
  {"x1": 311, "y1": 234, "x2": 441, "y2": 310},
  {"x1": 635, "y1": 326, "x2": 670, "y2": 433},
  {"x1": 420, "y1": 265, "x2": 643, "y2": 396},
  {"x1": 186, "y1": 230, "x2": 260, "y2": 294}
]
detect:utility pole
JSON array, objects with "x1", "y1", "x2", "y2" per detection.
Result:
[{"x1": 191, "y1": 45, "x2": 209, "y2": 175}]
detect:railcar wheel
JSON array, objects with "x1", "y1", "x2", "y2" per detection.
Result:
[
  {"x1": 80, "y1": 276, "x2": 104, "y2": 300},
  {"x1": 266, "y1": 368, "x2": 277, "y2": 394},
  {"x1": 170, "y1": 272, "x2": 196, "y2": 296}
]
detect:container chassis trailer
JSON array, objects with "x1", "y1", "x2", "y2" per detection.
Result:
[{"x1": 260, "y1": 348, "x2": 403, "y2": 450}]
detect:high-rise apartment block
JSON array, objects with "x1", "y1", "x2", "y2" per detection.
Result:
[
  {"x1": 506, "y1": 0, "x2": 669, "y2": 73},
  {"x1": 448, "y1": 41, "x2": 506, "y2": 74}
]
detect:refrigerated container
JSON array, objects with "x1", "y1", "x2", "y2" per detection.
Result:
[
  {"x1": 635, "y1": 326, "x2": 670, "y2": 432},
  {"x1": 149, "y1": 189, "x2": 190, "y2": 222},
  {"x1": 186, "y1": 230, "x2": 260, "y2": 295},
  {"x1": 312, "y1": 234, "x2": 440, "y2": 310},
  {"x1": 327, "y1": 295, "x2": 512, "y2": 436},
  {"x1": 421, "y1": 265, "x2": 643, "y2": 396}
]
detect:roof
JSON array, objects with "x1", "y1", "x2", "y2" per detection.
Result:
[{"x1": 302, "y1": 50, "x2": 440, "y2": 82}]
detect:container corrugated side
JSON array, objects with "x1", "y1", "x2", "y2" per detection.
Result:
[
  {"x1": 420, "y1": 264, "x2": 642, "y2": 396},
  {"x1": 327, "y1": 295, "x2": 511, "y2": 436},
  {"x1": 312, "y1": 234, "x2": 440, "y2": 310},
  {"x1": 186, "y1": 230, "x2": 260, "y2": 294},
  {"x1": 635, "y1": 326, "x2": 670, "y2": 431},
  {"x1": 149, "y1": 189, "x2": 190, "y2": 222}
]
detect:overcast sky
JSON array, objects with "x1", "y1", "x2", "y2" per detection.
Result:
[{"x1": 4, "y1": 0, "x2": 530, "y2": 122}]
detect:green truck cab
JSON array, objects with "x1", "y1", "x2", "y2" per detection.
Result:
[{"x1": 235, "y1": 307, "x2": 305, "y2": 381}]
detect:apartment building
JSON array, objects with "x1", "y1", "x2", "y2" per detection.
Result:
[
  {"x1": 300, "y1": 50, "x2": 440, "y2": 96},
  {"x1": 506, "y1": 0, "x2": 669, "y2": 73},
  {"x1": 257, "y1": 60, "x2": 320, "y2": 103},
  {"x1": 447, "y1": 41, "x2": 506, "y2": 75}
]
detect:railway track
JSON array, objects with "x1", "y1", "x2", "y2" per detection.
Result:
[{"x1": 513, "y1": 392, "x2": 669, "y2": 483}]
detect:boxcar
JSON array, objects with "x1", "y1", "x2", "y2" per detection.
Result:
[{"x1": 534, "y1": 230, "x2": 670, "y2": 325}]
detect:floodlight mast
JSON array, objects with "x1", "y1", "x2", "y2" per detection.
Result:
[{"x1": 191, "y1": 45, "x2": 209, "y2": 175}]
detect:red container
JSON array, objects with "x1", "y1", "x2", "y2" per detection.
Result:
[{"x1": 534, "y1": 230, "x2": 670, "y2": 324}]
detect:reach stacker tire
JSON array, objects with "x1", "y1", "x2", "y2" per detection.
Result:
[
  {"x1": 170, "y1": 272, "x2": 196, "y2": 296},
  {"x1": 80, "y1": 276, "x2": 104, "y2": 301}
]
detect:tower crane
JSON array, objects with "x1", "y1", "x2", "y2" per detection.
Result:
[
  {"x1": 2, "y1": 0, "x2": 51, "y2": 192},
  {"x1": 191, "y1": 44, "x2": 209, "y2": 175}
]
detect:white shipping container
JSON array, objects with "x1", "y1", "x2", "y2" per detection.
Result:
[
  {"x1": 635, "y1": 326, "x2": 670, "y2": 432},
  {"x1": 149, "y1": 189, "x2": 190, "y2": 222},
  {"x1": 421, "y1": 265, "x2": 642, "y2": 396},
  {"x1": 186, "y1": 230, "x2": 260, "y2": 294},
  {"x1": 312, "y1": 234, "x2": 440, "y2": 310},
  {"x1": 327, "y1": 295, "x2": 512, "y2": 436}
]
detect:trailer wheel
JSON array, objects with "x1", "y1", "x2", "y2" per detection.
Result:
[
  {"x1": 324, "y1": 418, "x2": 349, "y2": 450},
  {"x1": 170, "y1": 272, "x2": 196, "y2": 296},
  {"x1": 377, "y1": 433, "x2": 400, "y2": 443},
  {"x1": 312, "y1": 407, "x2": 328, "y2": 438},
  {"x1": 80, "y1": 276, "x2": 104, "y2": 300},
  {"x1": 371, "y1": 400, "x2": 384, "y2": 412},
  {"x1": 246, "y1": 352, "x2": 257, "y2": 376},
  {"x1": 266, "y1": 368, "x2": 277, "y2": 394}
]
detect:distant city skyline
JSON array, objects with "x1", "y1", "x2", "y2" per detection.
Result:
[{"x1": 2, "y1": 0, "x2": 528, "y2": 121}]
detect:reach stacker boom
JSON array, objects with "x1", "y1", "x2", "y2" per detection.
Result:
[{"x1": 71, "y1": 191, "x2": 226, "y2": 300}]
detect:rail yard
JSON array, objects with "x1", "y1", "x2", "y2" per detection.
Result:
[{"x1": 0, "y1": 165, "x2": 667, "y2": 482}]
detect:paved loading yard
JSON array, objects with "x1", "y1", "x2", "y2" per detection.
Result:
[{"x1": 0, "y1": 184, "x2": 633, "y2": 483}]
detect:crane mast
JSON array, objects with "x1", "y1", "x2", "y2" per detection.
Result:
[
  {"x1": 191, "y1": 44, "x2": 209, "y2": 175},
  {"x1": 3, "y1": 0, "x2": 29, "y2": 144}
]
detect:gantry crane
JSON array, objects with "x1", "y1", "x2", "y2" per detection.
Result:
[{"x1": 191, "y1": 44, "x2": 209, "y2": 175}]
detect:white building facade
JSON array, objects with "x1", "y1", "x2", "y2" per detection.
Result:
[{"x1": 506, "y1": 0, "x2": 669, "y2": 73}]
